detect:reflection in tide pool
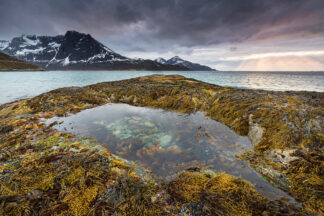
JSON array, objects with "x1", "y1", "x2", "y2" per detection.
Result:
[{"x1": 47, "y1": 103, "x2": 293, "y2": 200}]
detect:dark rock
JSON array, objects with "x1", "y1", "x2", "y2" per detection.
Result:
[{"x1": 0, "y1": 125, "x2": 13, "y2": 133}]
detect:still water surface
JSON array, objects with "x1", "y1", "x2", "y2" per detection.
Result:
[
  {"x1": 47, "y1": 103, "x2": 294, "y2": 201},
  {"x1": 1, "y1": 70, "x2": 323, "y2": 104}
]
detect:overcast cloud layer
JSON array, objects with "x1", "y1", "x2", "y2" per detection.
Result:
[{"x1": 1, "y1": 0, "x2": 324, "y2": 70}]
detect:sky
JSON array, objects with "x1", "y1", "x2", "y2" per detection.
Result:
[{"x1": 1, "y1": 0, "x2": 324, "y2": 71}]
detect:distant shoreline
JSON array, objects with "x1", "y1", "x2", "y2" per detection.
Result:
[
  {"x1": 0, "y1": 69, "x2": 46, "y2": 72},
  {"x1": 1, "y1": 69, "x2": 324, "y2": 73}
]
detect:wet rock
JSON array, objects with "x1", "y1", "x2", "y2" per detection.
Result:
[
  {"x1": 269, "y1": 149, "x2": 299, "y2": 165},
  {"x1": 248, "y1": 115, "x2": 264, "y2": 146},
  {"x1": 122, "y1": 95, "x2": 134, "y2": 103},
  {"x1": 254, "y1": 165, "x2": 290, "y2": 191},
  {"x1": 0, "y1": 125, "x2": 13, "y2": 134},
  {"x1": 133, "y1": 96, "x2": 139, "y2": 104}
]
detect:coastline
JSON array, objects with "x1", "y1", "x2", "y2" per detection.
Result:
[
  {"x1": 0, "y1": 74, "x2": 322, "y2": 215},
  {"x1": 0, "y1": 69, "x2": 46, "y2": 72}
]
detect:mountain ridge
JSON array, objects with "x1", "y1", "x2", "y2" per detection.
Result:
[
  {"x1": 155, "y1": 56, "x2": 216, "y2": 71},
  {"x1": 0, "y1": 31, "x2": 189, "y2": 71}
]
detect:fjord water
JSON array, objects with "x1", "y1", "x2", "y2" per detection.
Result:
[
  {"x1": 47, "y1": 103, "x2": 293, "y2": 201},
  {"x1": 1, "y1": 70, "x2": 324, "y2": 105}
]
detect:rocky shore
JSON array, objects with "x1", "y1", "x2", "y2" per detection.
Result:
[{"x1": 0, "y1": 75, "x2": 322, "y2": 215}]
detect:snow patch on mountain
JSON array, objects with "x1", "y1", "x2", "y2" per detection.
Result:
[
  {"x1": 16, "y1": 47, "x2": 46, "y2": 56},
  {"x1": 22, "y1": 35, "x2": 40, "y2": 46},
  {"x1": 0, "y1": 40, "x2": 9, "y2": 50},
  {"x1": 155, "y1": 56, "x2": 215, "y2": 71},
  {"x1": 133, "y1": 57, "x2": 144, "y2": 61},
  {"x1": 62, "y1": 56, "x2": 70, "y2": 66},
  {"x1": 87, "y1": 53, "x2": 108, "y2": 62},
  {"x1": 102, "y1": 45, "x2": 114, "y2": 53},
  {"x1": 169, "y1": 56, "x2": 185, "y2": 64},
  {"x1": 155, "y1": 57, "x2": 167, "y2": 64},
  {"x1": 49, "y1": 42, "x2": 61, "y2": 49}
]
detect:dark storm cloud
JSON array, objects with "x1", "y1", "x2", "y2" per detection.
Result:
[{"x1": 0, "y1": 0, "x2": 323, "y2": 49}]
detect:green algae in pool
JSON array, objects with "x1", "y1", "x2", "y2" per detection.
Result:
[{"x1": 47, "y1": 103, "x2": 292, "y2": 201}]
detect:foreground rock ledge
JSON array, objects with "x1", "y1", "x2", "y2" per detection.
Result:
[{"x1": 0, "y1": 75, "x2": 322, "y2": 215}]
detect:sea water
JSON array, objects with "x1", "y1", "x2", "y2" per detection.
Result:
[{"x1": 1, "y1": 70, "x2": 323, "y2": 104}]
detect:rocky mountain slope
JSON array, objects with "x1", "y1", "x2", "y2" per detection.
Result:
[
  {"x1": 155, "y1": 56, "x2": 216, "y2": 71},
  {"x1": 0, "y1": 52, "x2": 42, "y2": 71},
  {"x1": 0, "y1": 31, "x2": 188, "y2": 71}
]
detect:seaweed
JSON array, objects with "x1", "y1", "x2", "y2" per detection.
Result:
[{"x1": 0, "y1": 74, "x2": 322, "y2": 215}]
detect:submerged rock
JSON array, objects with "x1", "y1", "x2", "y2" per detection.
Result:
[
  {"x1": 248, "y1": 115, "x2": 264, "y2": 146},
  {"x1": 105, "y1": 116, "x2": 177, "y2": 149}
]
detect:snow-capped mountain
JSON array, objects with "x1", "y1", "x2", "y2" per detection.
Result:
[
  {"x1": 155, "y1": 56, "x2": 216, "y2": 71},
  {"x1": 0, "y1": 31, "x2": 188, "y2": 71},
  {"x1": 155, "y1": 57, "x2": 167, "y2": 64}
]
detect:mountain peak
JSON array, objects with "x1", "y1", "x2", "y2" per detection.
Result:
[
  {"x1": 65, "y1": 30, "x2": 85, "y2": 36},
  {"x1": 170, "y1": 56, "x2": 182, "y2": 59},
  {"x1": 21, "y1": 34, "x2": 37, "y2": 39},
  {"x1": 155, "y1": 56, "x2": 215, "y2": 71},
  {"x1": 64, "y1": 30, "x2": 94, "y2": 41},
  {"x1": 155, "y1": 57, "x2": 167, "y2": 64},
  {"x1": 1, "y1": 30, "x2": 128, "y2": 68},
  {"x1": 1, "y1": 31, "x2": 189, "y2": 71},
  {"x1": 167, "y1": 56, "x2": 185, "y2": 65}
]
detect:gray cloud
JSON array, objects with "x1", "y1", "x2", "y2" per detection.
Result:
[
  {"x1": 1, "y1": 0, "x2": 323, "y2": 40},
  {"x1": 0, "y1": 0, "x2": 323, "y2": 70}
]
